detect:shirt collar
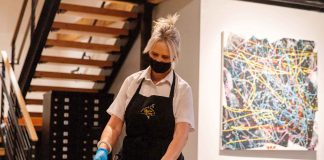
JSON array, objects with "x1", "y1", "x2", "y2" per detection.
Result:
[{"x1": 138, "y1": 66, "x2": 173, "y2": 84}]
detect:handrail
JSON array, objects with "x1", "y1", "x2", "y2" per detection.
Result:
[
  {"x1": 1, "y1": 50, "x2": 38, "y2": 142},
  {"x1": 0, "y1": 77, "x2": 32, "y2": 160}
]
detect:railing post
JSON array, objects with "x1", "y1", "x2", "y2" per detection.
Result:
[
  {"x1": 11, "y1": 0, "x2": 28, "y2": 69},
  {"x1": 0, "y1": 64, "x2": 4, "y2": 121},
  {"x1": 30, "y1": 0, "x2": 37, "y2": 38}
]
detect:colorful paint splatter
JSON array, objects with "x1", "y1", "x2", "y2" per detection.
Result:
[{"x1": 221, "y1": 33, "x2": 318, "y2": 150}]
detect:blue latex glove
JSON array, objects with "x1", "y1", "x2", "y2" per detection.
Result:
[{"x1": 94, "y1": 148, "x2": 109, "y2": 160}]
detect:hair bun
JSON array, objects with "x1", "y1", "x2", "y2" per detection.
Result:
[
  {"x1": 155, "y1": 13, "x2": 179, "y2": 27},
  {"x1": 143, "y1": 13, "x2": 181, "y2": 65},
  {"x1": 153, "y1": 13, "x2": 180, "y2": 41}
]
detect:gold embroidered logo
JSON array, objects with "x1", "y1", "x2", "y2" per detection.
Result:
[{"x1": 140, "y1": 104, "x2": 156, "y2": 119}]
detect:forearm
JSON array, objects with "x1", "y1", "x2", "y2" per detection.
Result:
[
  {"x1": 98, "y1": 116, "x2": 123, "y2": 152},
  {"x1": 162, "y1": 123, "x2": 190, "y2": 160},
  {"x1": 98, "y1": 125, "x2": 120, "y2": 150}
]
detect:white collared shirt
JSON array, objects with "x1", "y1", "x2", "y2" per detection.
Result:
[{"x1": 107, "y1": 67, "x2": 195, "y2": 131}]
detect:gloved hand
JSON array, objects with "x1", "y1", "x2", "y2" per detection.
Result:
[{"x1": 94, "y1": 148, "x2": 109, "y2": 160}]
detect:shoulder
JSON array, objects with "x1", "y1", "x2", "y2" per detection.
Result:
[
  {"x1": 124, "y1": 70, "x2": 145, "y2": 84},
  {"x1": 174, "y1": 72, "x2": 192, "y2": 92}
]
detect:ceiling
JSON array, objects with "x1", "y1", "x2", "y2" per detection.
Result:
[{"x1": 240, "y1": 0, "x2": 324, "y2": 12}]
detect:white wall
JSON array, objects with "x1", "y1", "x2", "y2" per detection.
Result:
[
  {"x1": 109, "y1": 35, "x2": 141, "y2": 94},
  {"x1": 0, "y1": 0, "x2": 23, "y2": 57},
  {"x1": 0, "y1": 0, "x2": 44, "y2": 78},
  {"x1": 199, "y1": 0, "x2": 324, "y2": 160},
  {"x1": 154, "y1": 0, "x2": 200, "y2": 160}
]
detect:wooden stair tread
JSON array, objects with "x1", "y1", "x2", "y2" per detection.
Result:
[
  {"x1": 40, "y1": 56, "x2": 113, "y2": 68},
  {"x1": 29, "y1": 112, "x2": 42, "y2": 117},
  {"x1": 52, "y1": 22, "x2": 128, "y2": 37},
  {"x1": 148, "y1": 0, "x2": 166, "y2": 4},
  {"x1": 35, "y1": 71, "x2": 106, "y2": 82},
  {"x1": 26, "y1": 99, "x2": 43, "y2": 105},
  {"x1": 29, "y1": 85, "x2": 98, "y2": 93},
  {"x1": 0, "y1": 148, "x2": 4, "y2": 156},
  {"x1": 46, "y1": 39, "x2": 120, "y2": 52},
  {"x1": 18, "y1": 116, "x2": 42, "y2": 131},
  {"x1": 59, "y1": 3, "x2": 137, "y2": 21},
  {"x1": 102, "y1": 1, "x2": 136, "y2": 12}
]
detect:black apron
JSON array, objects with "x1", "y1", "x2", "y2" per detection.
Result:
[{"x1": 120, "y1": 71, "x2": 184, "y2": 160}]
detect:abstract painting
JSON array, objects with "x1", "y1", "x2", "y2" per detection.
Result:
[{"x1": 221, "y1": 32, "x2": 318, "y2": 150}]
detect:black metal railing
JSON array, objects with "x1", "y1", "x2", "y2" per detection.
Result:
[
  {"x1": 18, "y1": 0, "x2": 61, "y2": 97},
  {"x1": 0, "y1": 78, "x2": 35, "y2": 160},
  {"x1": 0, "y1": 51, "x2": 38, "y2": 160},
  {"x1": 11, "y1": 0, "x2": 39, "y2": 69}
]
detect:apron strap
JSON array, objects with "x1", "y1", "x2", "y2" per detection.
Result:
[
  {"x1": 135, "y1": 78, "x2": 145, "y2": 95},
  {"x1": 169, "y1": 71, "x2": 176, "y2": 99}
]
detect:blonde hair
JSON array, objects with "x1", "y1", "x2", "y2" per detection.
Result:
[{"x1": 143, "y1": 13, "x2": 181, "y2": 67}]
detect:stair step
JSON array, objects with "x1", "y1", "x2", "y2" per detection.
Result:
[
  {"x1": 35, "y1": 71, "x2": 106, "y2": 82},
  {"x1": 148, "y1": 0, "x2": 166, "y2": 4},
  {"x1": 29, "y1": 85, "x2": 98, "y2": 93},
  {"x1": 0, "y1": 148, "x2": 4, "y2": 156},
  {"x1": 18, "y1": 116, "x2": 42, "y2": 131},
  {"x1": 52, "y1": 22, "x2": 128, "y2": 37},
  {"x1": 59, "y1": 3, "x2": 137, "y2": 21},
  {"x1": 29, "y1": 112, "x2": 42, "y2": 117},
  {"x1": 40, "y1": 56, "x2": 113, "y2": 68},
  {"x1": 26, "y1": 99, "x2": 43, "y2": 105},
  {"x1": 46, "y1": 39, "x2": 120, "y2": 52}
]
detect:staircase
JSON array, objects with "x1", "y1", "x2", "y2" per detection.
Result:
[
  {"x1": 1, "y1": 0, "x2": 165, "y2": 159},
  {"x1": 21, "y1": 0, "x2": 142, "y2": 131}
]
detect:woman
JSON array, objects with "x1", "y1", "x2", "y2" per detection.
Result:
[{"x1": 94, "y1": 14, "x2": 194, "y2": 160}]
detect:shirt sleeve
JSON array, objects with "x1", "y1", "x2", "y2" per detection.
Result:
[
  {"x1": 107, "y1": 76, "x2": 131, "y2": 121},
  {"x1": 174, "y1": 84, "x2": 195, "y2": 132}
]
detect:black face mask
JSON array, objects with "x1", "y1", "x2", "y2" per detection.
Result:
[{"x1": 149, "y1": 56, "x2": 171, "y2": 73}]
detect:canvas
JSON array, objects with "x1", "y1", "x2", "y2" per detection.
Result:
[{"x1": 221, "y1": 32, "x2": 318, "y2": 150}]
